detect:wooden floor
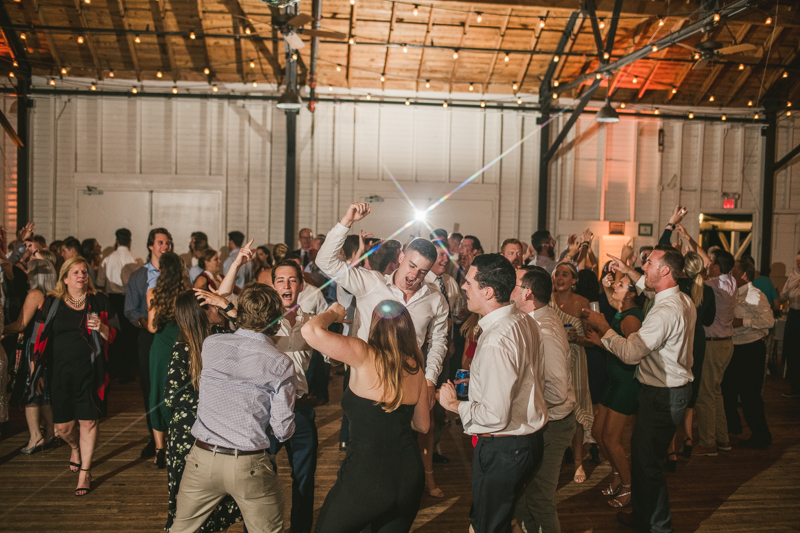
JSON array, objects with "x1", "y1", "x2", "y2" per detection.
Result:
[{"x1": 1, "y1": 372, "x2": 799, "y2": 533}]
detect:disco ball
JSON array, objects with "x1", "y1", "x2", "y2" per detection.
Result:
[{"x1": 255, "y1": 0, "x2": 300, "y2": 7}]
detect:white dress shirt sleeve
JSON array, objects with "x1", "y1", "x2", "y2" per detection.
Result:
[
  {"x1": 780, "y1": 270, "x2": 800, "y2": 304},
  {"x1": 424, "y1": 296, "x2": 450, "y2": 383},
  {"x1": 316, "y1": 223, "x2": 376, "y2": 298},
  {"x1": 602, "y1": 304, "x2": 670, "y2": 365},
  {"x1": 541, "y1": 331, "x2": 571, "y2": 411},
  {"x1": 457, "y1": 336, "x2": 517, "y2": 432},
  {"x1": 741, "y1": 288, "x2": 775, "y2": 330}
]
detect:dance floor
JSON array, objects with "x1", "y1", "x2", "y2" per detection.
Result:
[{"x1": 2, "y1": 371, "x2": 799, "y2": 532}]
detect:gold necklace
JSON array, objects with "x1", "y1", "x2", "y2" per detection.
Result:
[{"x1": 67, "y1": 293, "x2": 86, "y2": 308}]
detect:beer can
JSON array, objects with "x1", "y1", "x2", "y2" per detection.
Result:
[{"x1": 455, "y1": 369, "x2": 470, "y2": 398}]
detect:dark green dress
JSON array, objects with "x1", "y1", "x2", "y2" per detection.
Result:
[
  {"x1": 149, "y1": 322, "x2": 179, "y2": 432},
  {"x1": 600, "y1": 306, "x2": 644, "y2": 415},
  {"x1": 164, "y1": 328, "x2": 242, "y2": 532}
]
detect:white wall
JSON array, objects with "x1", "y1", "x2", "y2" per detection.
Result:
[{"x1": 21, "y1": 93, "x2": 800, "y2": 283}]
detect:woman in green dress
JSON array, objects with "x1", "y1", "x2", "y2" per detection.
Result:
[
  {"x1": 147, "y1": 252, "x2": 190, "y2": 469},
  {"x1": 163, "y1": 290, "x2": 241, "y2": 532},
  {"x1": 588, "y1": 274, "x2": 644, "y2": 508}
]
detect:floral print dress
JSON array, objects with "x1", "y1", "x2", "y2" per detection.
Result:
[{"x1": 164, "y1": 331, "x2": 242, "y2": 532}]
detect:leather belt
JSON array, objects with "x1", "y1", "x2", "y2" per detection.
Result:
[
  {"x1": 476, "y1": 433, "x2": 516, "y2": 438},
  {"x1": 706, "y1": 337, "x2": 732, "y2": 342},
  {"x1": 195, "y1": 439, "x2": 266, "y2": 456}
]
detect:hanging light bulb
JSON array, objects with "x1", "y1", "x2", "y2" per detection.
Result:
[
  {"x1": 694, "y1": 53, "x2": 700, "y2": 60},
  {"x1": 754, "y1": 113, "x2": 759, "y2": 118},
  {"x1": 480, "y1": 101, "x2": 486, "y2": 107},
  {"x1": 539, "y1": 17, "x2": 546, "y2": 28},
  {"x1": 329, "y1": 85, "x2": 333, "y2": 91},
  {"x1": 77, "y1": 35, "x2": 84, "y2": 44},
  {"x1": 425, "y1": 80, "x2": 430, "y2": 88},
  {"x1": 8, "y1": 72, "x2": 14, "y2": 78},
  {"x1": 366, "y1": 94, "x2": 371, "y2": 100},
  {"x1": 553, "y1": 80, "x2": 559, "y2": 87},
  {"x1": 747, "y1": 100, "x2": 753, "y2": 106},
  {"x1": 443, "y1": 101, "x2": 448, "y2": 107},
  {"x1": 658, "y1": 17, "x2": 665, "y2": 26},
  {"x1": 405, "y1": 99, "x2": 410, "y2": 105},
  {"x1": 688, "y1": 112, "x2": 694, "y2": 119},
  {"x1": 292, "y1": 53, "x2": 297, "y2": 60},
  {"x1": 250, "y1": 60, "x2": 255, "y2": 68},
  {"x1": 212, "y1": 84, "x2": 218, "y2": 92},
  {"x1": 336, "y1": 65, "x2": 341, "y2": 72},
  {"x1": 156, "y1": 70, "x2": 163, "y2": 78},
  {"x1": 632, "y1": 76, "x2": 638, "y2": 83},
  {"x1": 620, "y1": 102, "x2": 626, "y2": 108},
  {"x1": 135, "y1": 34, "x2": 141, "y2": 43},
  {"x1": 504, "y1": 53, "x2": 509, "y2": 62},
  {"x1": 476, "y1": 12, "x2": 482, "y2": 23},
  {"x1": 739, "y1": 63, "x2": 745, "y2": 70},
  {"x1": 783, "y1": 71, "x2": 789, "y2": 78},
  {"x1": 765, "y1": 16, "x2": 772, "y2": 24},
  {"x1": 788, "y1": 102, "x2": 792, "y2": 107},
  {"x1": 403, "y1": 44, "x2": 408, "y2": 53},
  {"x1": 109, "y1": 69, "x2": 114, "y2": 78},
  {"x1": 253, "y1": 80, "x2": 258, "y2": 87},
  {"x1": 553, "y1": 55, "x2": 559, "y2": 62},
  {"x1": 512, "y1": 81, "x2": 518, "y2": 90},
  {"x1": 350, "y1": 0, "x2": 355, "y2": 4},
  {"x1": 172, "y1": 86, "x2": 178, "y2": 94},
  {"x1": 349, "y1": 37, "x2": 354, "y2": 45},
  {"x1": 131, "y1": 87, "x2": 138, "y2": 94},
  {"x1": 552, "y1": 93, "x2": 558, "y2": 99},
  {"x1": 596, "y1": 72, "x2": 602, "y2": 79},
  {"x1": 61, "y1": 67, "x2": 67, "y2": 74},
  {"x1": 380, "y1": 74, "x2": 385, "y2": 82},
  {"x1": 599, "y1": 19, "x2": 606, "y2": 29},
  {"x1": 709, "y1": 95, "x2": 714, "y2": 102},
  {"x1": 713, "y1": 12, "x2": 720, "y2": 22},
  {"x1": 20, "y1": 33, "x2": 26, "y2": 40},
  {"x1": 517, "y1": 97, "x2": 522, "y2": 105},
  {"x1": 84, "y1": 0, "x2": 90, "y2": 3},
  {"x1": 50, "y1": 77, "x2": 56, "y2": 86},
  {"x1": 721, "y1": 114, "x2": 727, "y2": 121},
  {"x1": 12, "y1": 60, "x2": 18, "y2": 67},
  {"x1": 787, "y1": 111, "x2": 792, "y2": 117},
  {"x1": 652, "y1": 45, "x2": 658, "y2": 52},
  {"x1": 204, "y1": 67, "x2": 210, "y2": 75},
  {"x1": 189, "y1": 31, "x2": 196, "y2": 39},
  {"x1": 245, "y1": 26, "x2": 251, "y2": 35},
  {"x1": 413, "y1": 5, "x2": 419, "y2": 16},
  {"x1": 469, "y1": 82, "x2": 474, "y2": 91},
  {"x1": 654, "y1": 108, "x2": 660, "y2": 115},
  {"x1": 671, "y1": 86, "x2": 677, "y2": 94},
  {"x1": 90, "y1": 82, "x2": 96, "y2": 91},
  {"x1": 603, "y1": 52, "x2": 610, "y2": 60},
  {"x1": 453, "y1": 50, "x2": 459, "y2": 59}
]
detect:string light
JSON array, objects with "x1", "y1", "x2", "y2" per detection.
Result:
[
  {"x1": 512, "y1": 81, "x2": 518, "y2": 90},
  {"x1": 788, "y1": 111, "x2": 792, "y2": 117},
  {"x1": 620, "y1": 102, "x2": 626, "y2": 108},
  {"x1": 671, "y1": 86, "x2": 677, "y2": 94},
  {"x1": 652, "y1": 45, "x2": 658, "y2": 52},
  {"x1": 12, "y1": 61, "x2": 17, "y2": 67},
  {"x1": 380, "y1": 74, "x2": 385, "y2": 82},
  {"x1": 713, "y1": 12, "x2": 720, "y2": 22},
  {"x1": 453, "y1": 50, "x2": 459, "y2": 59},
  {"x1": 688, "y1": 112, "x2": 694, "y2": 119},
  {"x1": 553, "y1": 55, "x2": 559, "y2": 62},
  {"x1": 349, "y1": 37, "x2": 355, "y2": 45},
  {"x1": 292, "y1": 53, "x2": 298, "y2": 60},
  {"x1": 84, "y1": 0, "x2": 90, "y2": 3},
  {"x1": 709, "y1": 95, "x2": 714, "y2": 102},
  {"x1": 8, "y1": 72, "x2": 13, "y2": 78},
  {"x1": 425, "y1": 80, "x2": 430, "y2": 88},
  {"x1": 517, "y1": 97, "x2": 523, "y2": 105},
  {"x1": 552, "y1": 93, "x2": 558, "y2": 99},
  {"x1": 747, "y1": 100, "x2": 753, "y2": 106},
  {"x1": 405, "y1": 99, "x2": 410, "y2": 105},
  {"x1": 156, "y1": 70, "x2": 163, "y2": 78},
  {"x1": 77, "y1": 36, "x2": 84, "y2": 44},
  {"x1": 131, "y1": 87, "x2": 138, "y2": 94},
  {"x1": 50, "y1": 78, "x2": 56, "y2": 86},
  {"x1": 658, "y1": 17, "x2": 665, "y2": 26},
  {"x1": 553, "y1": 80, "x2": 559, "y2": 87},
  {"x1": 443, "y1": 102, "x2": 448, "y2": 107},
  {"x1": 61, "y1": 67, "x2": 67, "y2": 74},
  {"x1": 328, "y1": 85, "x2": 333, "y2": 91},
  {"x1": 603, "y1": 52, "x2": 610, "y2": 60},
  {"x1": 783, "y1": 71, "x2": 789, "y2": 78},
  {"x1": 250, "y1": 60, "x2": 255, "y2": 68},
  {"x1": 694, "y1": 53, "x2": 700, "y2": 60},
  {"x1": 599, "y1": 18, "x2": 606, "y2": 29},
  {"x1": 190, "y1": 31, "x2": 196, "y2": 39},
  {"x1": 788, "y1": 102, "x2": 793, "y2": 107},
  {"x1": 539, "y1": 17, "x2": 546, "y2": 28},
  {"x1": 765, "y1": 16, "x2": 772, "y2": 24},
  {"x1": 172, "y1": 86, "x2": 178, "y2": 94},
  {"x1": 596, "y1": 73, "x2": 602, "y2": 79},
  {"x1": 366, "y1": 94, "x2": 371, "y2": 100},
  {"x1": 754, "y1": 113, "x2": 759, "y2": 119},
  {"x1": 469, "y1": 82, "x2": 474, "y2": 91},
  {"x1": 476, "y1": 12, "x2": 482, "y2": 23},
  {"x1": 632, "y1": 76, "x2": 638, "y2": 83},
  {"x1": 109, "y1": 70, "x2": 114, "y2": 78},
  {"x1": 480, "y1": 101, "x2": 486, "y2": 107},
  {"x1": 90, "y1": 82, "x2": 96, "y2": 91},
  {"x1": 739, "y1": 63, "x2": 745, "y2": 70},
  {"x1": 135, "y1": 34, "x2": 141, "y2": 43},
  {"x1": 212, "y1": 84, "x2": 218, "y2": 92},
  {"x1": 203, "y1": 67, "x2": 210, "y2": 75},
  {"x1": 413, "y1": 4, "x2": 418, "y2": 16},
  {"x1": 504, "y1": 53, "x2": 509, "y2": 62},
  {"x1": 252, "y1": 80, "x2": 258, "y2": 87},
  {"x1": 336, "y1": 65, "x2": 341, "y2": 71},
  {"x1": 20, "y1": 33, "x2": 26, "y2": 40},
  {"x1": 721, "y1": 114, "x2": 727, "y2": 121},
  {"x1": 403, "y1": 44, "x2": 408, "y2": 53},
  {"x1": 245, "y1": 27, "x2": 251, "y2": 35},
  {"x1": 654, "y1": 108, "x2": 660, "y2": 115}
]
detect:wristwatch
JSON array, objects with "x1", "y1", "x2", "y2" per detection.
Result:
[{"x1": 222, "y1": 302, "x2": 235, "y2": 314}]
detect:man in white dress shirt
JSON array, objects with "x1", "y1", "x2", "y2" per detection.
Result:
[
  {"x1": 721, "y1": 259, "x2": 774, "y2": 449},
  {"x1": 268, "y1": 260, "x2": 319, "y2": 533},
  {"x1": 512, "y1": 265, "x2": 575, "y2": 533},
  {"x1": 438, "y1": 254, "x2": 547, "y2": 533},
  {"x1": 584, "y1": 246, "x2": 695, "y2": 533}
]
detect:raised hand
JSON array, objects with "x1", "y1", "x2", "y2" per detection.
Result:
[
  {"x1": 326, "y1": 302, "x2": 350, "y2": 324},
  {"x1": 355, "y1": 230, "x2": 375, "y2": 262},
  {"x1": 193, "y1": 287, "x2": 230, "y2": 310},
  {"x1": 234, "y1": 238, "x2": 255, "y2": 266},
  {"x1": 17, "y1": 222, "x2": 35, "y2": 242},
  {"x1": 341, "y1": 202, "x2": 371, "y2": 228},
  {"x1": 582, "y1": 228, "x2": 594, "y2": 244},
  {"x1": 669, "y1": 205, "x2": 687, "y2": 226}
]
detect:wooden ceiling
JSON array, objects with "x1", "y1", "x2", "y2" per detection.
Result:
[{"x1": 1, "y1": 0, "x2": 799, "y2": 108}]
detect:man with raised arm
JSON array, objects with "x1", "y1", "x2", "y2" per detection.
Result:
[{"x1": 316, "y1": 202, "x2": 450, "y2": 495}]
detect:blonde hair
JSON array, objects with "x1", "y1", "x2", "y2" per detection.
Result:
[
  {"x1": 368, "y1": 300, "x2": 423, "y2": 412},
  {"x1": 51, "y1": 257, "x2": 97, "y2": 300},
  {"x1": 683, "y1": 252, "x2": 705, "y2": 308},
  {"x1": 460, "y1": 312, "x2": 482, "y2": 343}
]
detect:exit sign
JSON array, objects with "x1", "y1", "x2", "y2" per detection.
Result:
[{"x1": 723, "y1": 198, "x2": 736, "y2": 209}]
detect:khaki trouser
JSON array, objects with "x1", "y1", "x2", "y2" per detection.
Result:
[
  {"x1": 696, "y1": 339, "x2": 734, "y2": 448},
  {"x1": 171, "y1": 444, "x2": 284, "y2": 533}
]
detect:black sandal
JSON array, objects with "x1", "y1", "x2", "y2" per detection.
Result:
[
  {"x1": 75, "y1": 469, "x2": 91, "y2": 497},
  {"x1": 69, "y1": 446, "x2": 81, "y2": 473},
  {"x1": 681, "y1": 437, "x2": 693, "y2": 458},
  {"x1": 155, "y1": 448, "x2": 166, "y2": 469}
]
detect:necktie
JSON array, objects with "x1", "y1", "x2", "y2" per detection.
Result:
[
  {"x1": 644, "y1": 296, "x2": 655, "y2": 317},
  {"x1": 436, "y1": 275, "x2": 450, "y2": 312}
]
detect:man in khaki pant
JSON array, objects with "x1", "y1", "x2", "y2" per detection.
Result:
[
  {"x1": 172, "y1": 281, "x2": 297, "y2": 533},
  {"x1": 693, "y1": 250, "x2": 737, "y2": 457}
]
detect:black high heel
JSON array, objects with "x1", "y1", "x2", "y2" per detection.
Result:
[
  {"x1": 681, "y1": 437, "x2": 693, "y2": 458},
  {"x1": 155, "y1": 448, "x2": 166, "y2": 469},
  {"x1": 75, "y1": 469, "x2": 92, "y2": 497}
]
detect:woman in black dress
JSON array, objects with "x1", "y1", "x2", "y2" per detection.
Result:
[
  {"x1": 303, "y1": 300, "x2": 430, "y2": 533},
  {"x1": 163, "y1": 291, "x2": 241, "y2": 532},
  {"x1": 30, "y1": 257, "x2": 118, "y2": 496}
]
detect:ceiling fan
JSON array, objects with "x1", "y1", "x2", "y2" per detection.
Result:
[
  {"x1": 269, "y1": 11, "x2": 347, "y2": 50},
  {"x1": 676, "y1": 40, "x2": 759, "y2": 70}
]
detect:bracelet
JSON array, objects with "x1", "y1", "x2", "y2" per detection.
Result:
[
  {"x1": 580, "y1": 241, "x2": 589, "y2": 247},
  {"x1": 666, "y1": 223, "x2": 675, "y2": 229},
  {"x1": 222, "y1": 302, "x2": 235, "y2": 314}
]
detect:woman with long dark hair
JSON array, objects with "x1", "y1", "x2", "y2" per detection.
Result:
[
  {"x1": 192, "y1": 249, "x2": 222, "y2": 292},
  {"x1": 147, "y1": 252, "x2": 190, "y2": 468},
  {"x1": 163, "y1": 291, "x2": 241, "y2": 532},
  {"x1": 303, "y1": 300, "x2": 430, "y2": 533},
  {"x1": 29, "y1": 257, "x2": 118, "y2": 496}
]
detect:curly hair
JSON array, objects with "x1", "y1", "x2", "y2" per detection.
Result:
[{"x1": 151, "y1": 252, "x2": 190, "y2": 329}]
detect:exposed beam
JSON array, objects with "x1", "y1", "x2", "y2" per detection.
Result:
[
  {"x1": 584, "y1": 0, "x2": 605, "y2": 58},
  {"x1": 723, "y1": 27, "x2": 785, "y2": 106},
  {"x1": 346, "y1": 0, "x2": 357, "y2": 87},
  {"x1": 607, "y1": 19, "x2": 654, "y2": 96},
  {"x1": 0, "y1": 107, "x2": 23, "y2": 148},
  {"x1": 415, "y1": 6, "x2": 436, "y2": 92},
  {"x1": 380, "y1": 2, "x2": 397, "y2": 88},
  {"x1": 117, "y1": 0, "x2": 142, "y2": 81},
  {"x1": 553, "y1": 14, "x2": 585, "y2": 83},
  {"x1": 76, "y1": 8, "x2": 103, "y2": 78},
  {"x1": 516, "y1": 11, "x2": 545, "y2": 93},
  {"x1": 667, "y1": 62, "x2": 693, "y2": 101},
  {"x1": 157, "y1": 0, "x2": 179, "y2": 82},
  {"x1": 776, "y1": 141, "x2": 800, "y2": 172},
  {"x1": 227, "y1": 0, "x2": 283, "y2": 84},
  {"x1": 554, "y1": 0, "x2": 756, "y2": 97},
  {"x1": 761, "y1": 44, "x2": 800, "y2": 102},
  {"x1": 482, "y1": 8, "x2": 512, "y2": 89},
  {"x1": 545, "y1": 79, "x2": 602, "y2": 162},
  {"x1": 196, "y1": 0, "x2": 215, "y2": 82},
  {"x1": 30, "y1": 0, "x2": 63, "y2": 74},
  {"x1": 449, "y1": 5, "x2": 473, "y2": 93},
  {"x1": 637, "y1": 17, "x2": 687, "y2": 99},
  {"x1": 760, "y1": 109, "x2": 776, "y2": 274},
  {"x1": 540, "y1": 11, "x2": 580, "y2": 95},
  {"x1": 693, "y1": 23, "x2": 752, "y2": 105}
]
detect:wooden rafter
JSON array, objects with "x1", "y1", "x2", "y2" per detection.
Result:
[
  {"x1": 415, "y1": 7, "x2": 436, "y2": 92},
  {"x1": 552, "y1": 14, "x2": 585, "y2": 83},
  {"x1": 516, "y1": 11, "x2": 546, "y2": 92},
  {"x1": 693, "y1": 23, "x2": 752, "y2": 105},
  {"x1": 380, "y1": 3, "x2": 397, "y2": 87},
  {"x1": 196, "y1": 0, "x2": 215, "y2": 81},
  {"x1": 30, "y1": 0, "x2": 62, "y2": 74},
  {"x1": 158, "y1": 0, "x2": 179, "y2": 82},
  {"x1": 73, "y1": 1, "x2": 102, "y2": 79},
  {"x1": 346, "y1": 0, "x2": 357, "y2": 87},
  {"x1": 449, "y1": 5, "x2": 473, "y2": 93},
  {"x1": 760, "y1": 40, "x2": 800, "y2": 102},
  {"x1": 116, "y1": 0, "x2": 142, "y2": 81},
  {"x1": 722, "y1": 27, "x2": 785, "y2": 106},
  {"x1": 636, "y1": 17, "x2": 687, "y2": 99},
  {"x1": 482, "y1": 8, "x2": 512, "y2": 90},
  {"x1": 608, "y1": 18, "x2": 653, "y2": 96}
]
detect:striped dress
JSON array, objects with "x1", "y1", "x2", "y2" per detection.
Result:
[{"x1": 549, "y1": 301, "x2": 594, "y2": 434}]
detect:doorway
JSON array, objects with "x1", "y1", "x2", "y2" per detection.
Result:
[{"x1": 698, "y1": 213, "x2": 753, "y2": 259}]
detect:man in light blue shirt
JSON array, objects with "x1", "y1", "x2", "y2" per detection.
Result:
[{"x1": 222, "y1": 230, "x2": 253, "y2": 289}]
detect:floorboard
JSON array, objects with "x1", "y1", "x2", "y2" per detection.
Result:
[{"x1": 1, "y1": 372, "x2": 798, "y2": 532}]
